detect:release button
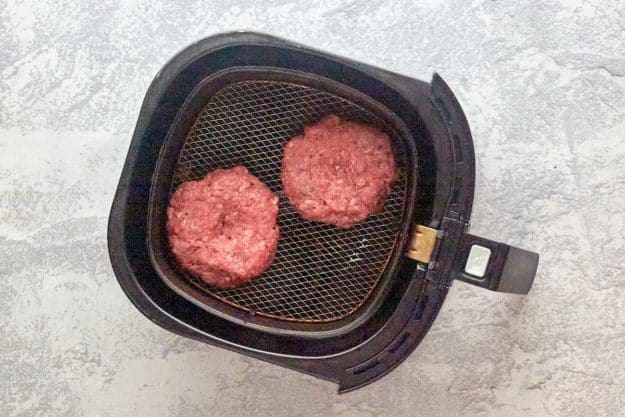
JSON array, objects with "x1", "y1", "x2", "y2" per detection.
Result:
[{"x1": 464, "y1": 245, "x2": 491, "y2": 277}]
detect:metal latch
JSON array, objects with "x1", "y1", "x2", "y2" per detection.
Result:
[{"x1": 405, "y1": 225, "x2": 438, "y2": 263}]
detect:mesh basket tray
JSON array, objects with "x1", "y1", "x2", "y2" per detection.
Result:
[{"x1": 148, "y1": 68, "x2": 417, "y2": 328}]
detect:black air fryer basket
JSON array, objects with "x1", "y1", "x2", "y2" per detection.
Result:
[{"x1": 108, "y1": 32, "x2": 538, "y2": 392}]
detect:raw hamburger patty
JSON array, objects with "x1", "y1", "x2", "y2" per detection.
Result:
[
  {"x1": 167, "y1": 166, "x2": 280, "y2": 288},
  {"x1": 282, "y1": 115, "x2": 398, "y2": 228}
]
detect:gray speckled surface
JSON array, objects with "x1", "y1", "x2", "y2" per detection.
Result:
[{"x1": 2, "y1": 1, "x2": 625, "y2": 416}]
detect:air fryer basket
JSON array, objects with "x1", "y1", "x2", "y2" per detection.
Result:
[
  {"x1": 108, "y1": 32, "x2": 539, "y2": 392},
  {"x1": 148, "y1": 67, "x2": 418, "y2": 334}
]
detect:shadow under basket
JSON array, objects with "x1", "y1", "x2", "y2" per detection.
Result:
[{"x1": 108, "y1": 32, "x2": 539, "y2": 393}]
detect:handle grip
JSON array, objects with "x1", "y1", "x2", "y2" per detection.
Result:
[{"x1": 453, "y1": 233, "x2": 538, "y2": 294}]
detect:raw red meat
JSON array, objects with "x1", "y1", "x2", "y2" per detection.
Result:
[
  {"x1": 282, "y1": 115, "x2": 398, "y2": 228},
  {"x1": 167, "y1": 166, "x2": 279, "y2": 288}
]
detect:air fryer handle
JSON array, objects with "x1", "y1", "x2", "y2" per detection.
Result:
[{"x1": 453, "y1": 233, "x2": 538, "y2": 294}]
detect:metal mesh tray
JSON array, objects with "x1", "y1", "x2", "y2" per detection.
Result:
[{"x1": 148, "y1": 67, "x2": 417, "y2": 330}]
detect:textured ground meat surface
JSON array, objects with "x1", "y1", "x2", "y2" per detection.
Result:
[
  {"x1": 167, "y1": 166, "x2": 280, "y2": 288},
  {"x1": 282, "y1": 115, "x2": 398, "y2": 228}
]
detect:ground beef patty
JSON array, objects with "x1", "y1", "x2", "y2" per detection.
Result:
[
  {"x1": 167, "y1": 166, "x2": 279, "y2": 288},
  {"x1": 282, "y1": 115, "x2": 398, "y2": 228}
]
